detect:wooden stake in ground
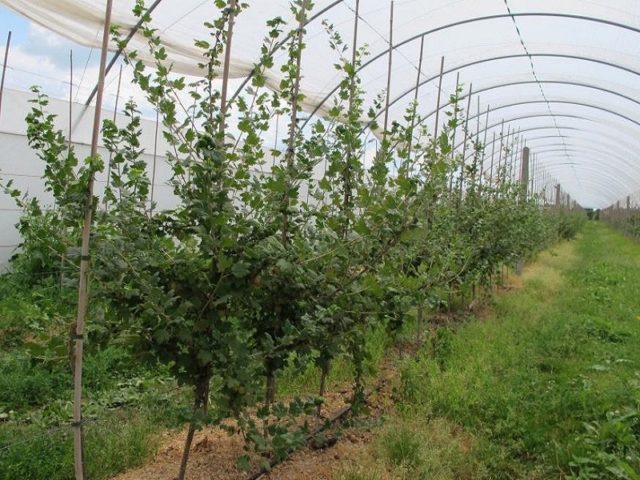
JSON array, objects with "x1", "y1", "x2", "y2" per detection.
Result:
[
  {"x1": 433, "y1": 56, "x2": 445, "y2": 142},
  {"x1": 478, "y1": 105, "x2": 490, "y2": 191},
  {"x1": 149, "y1": 108, "x2": 160, "y2": 217},
  {"x1": 448, "y1": 72, "x2": 460, "y2": 194},
  {"x1": 406, "y1": 34, "x2": 424, "y2": 162},
  {"x1": 72, "y1": 1, "x2": 113, "y2": 479},
  {"x1": 177, "y1": 2, "x2": 238, "y2": 479},
  {"x1": 104, "y1": 64, "x2": 123, "y2": 211},
  {"x1": 62, "y1": 49, "x2": 74, "y2": 291},
  {"x1": 382, "y1": 1, "x2": 394, "y2": 141},
  {"x1": 316, "y1": 0, "x2": 361, "y2": 417},
  {"x1": 458, "y1": 84, "x2": 472, "y2": 204}
]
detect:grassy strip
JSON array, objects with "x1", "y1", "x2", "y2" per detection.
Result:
[{"x1": 341, "y1": 222, "x2": 640, "y2": 479}]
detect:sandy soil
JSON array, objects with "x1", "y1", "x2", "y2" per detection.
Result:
[{"x1": 112, "y1": 357, "x2": 398, "y2": 480}]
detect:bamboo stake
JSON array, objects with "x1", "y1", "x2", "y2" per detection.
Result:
[
  {"x1": 0, "y1": 31, "x2": 11, "y2": 119},
  {"x1": 149, "y1": 108, "x2": 160, "y2": 217},
  {"x1": 473, "y1": 95, "x2": 481, "y2": 188},
  {"x1": 343, "y1": 0, "x2": 360, "y2": 233},
  {"x1": 433, "y1": 56, "x2": 445, "y2": 141},
  {"x1": 407, "y1": 35, "x2": 424, "y2": 161},
  {"x1": 382, "y1": 1, "x2": 394, "y2": 139},
  {"x1": 104, "y1": 64, "x2": 123, "y2": 210},
  {"x1": 218, "y1": 0, "x2": 237, "y2": 138},
  {"x1": 68, "y1": 50, "x2": 74, "y2": 149},
  {"x1": 498, "y1": 123, "x2": 507, "y2": 188},
  {"x1": 450, "y1": 72, "x2": 461, "y2": 159},
  {"x1": 321, "y1": 0, "x2": 360, "y2": 415},
  {"x1": 84, "y1": 0, "x2": 165, "y2": 106},
  {"x1": 62, "y1": 49, "x2": 74, "y2": 290},
  {"x1": 479, "y1": 105, "x2": 490, "y2": 190},
  {"x1": 179, "y1": 2, "x2": 237, "y2": 479},
  {"x1": 73, "y1": 2, "x2": 113, "y2": 479},
  {"x1": 448, "y1": 72, "x2": 460, "y2": 193},
  {"x1": 282, "y1": 2, "x2": 308, "y2": 244},
  {"x1": 458, "y1": 84, "x2": 472, "y2": 202},
  {"x1": 489, "y1": 131, "x2": 496, "y2": 189},
  {"x1": 273, "y1": 113, "x2": 280, "y2": 167}
]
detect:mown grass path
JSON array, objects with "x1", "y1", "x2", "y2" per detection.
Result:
[{"x1": 347, "y1": 222, "x2": 640, "y2": 479}]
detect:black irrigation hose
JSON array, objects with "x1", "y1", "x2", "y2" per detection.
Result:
[
  {"x1": 244, "y1": 375, "x2": 390, "y2": 480},
  {"x1": 244, "y1": 403, "x2": 353, "y2": 480}
]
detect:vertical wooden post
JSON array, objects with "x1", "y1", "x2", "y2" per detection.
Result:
[
  {"x1": 489, "y1": 131, "x2": 496, "y2": 189},
  {"x1": 448, "y1": 72, "x2": 460, "y2": 193},
  {"x1": 62, "y1": 49, "x2": 74, "y2": 290},
  {"x1": 478, "y1": 105, "x2": 490, "y2": 190},
  {"x1": 555, "y1": 183, "x2": 561, "y2": 209},
  {"x1": 520, "y1": 146, "x2": 530, "y2": 198},
  {"x1": 104, "y1": 64, "x2": 123, "y2": 210},
  {"x1": 340, "y1": 0, "x2": 360, "y2": 227},
  {"x1": 180, "y1": 2, "x2": 237, "y2": 479},
  {"x1": 433, "y1": 56, "x2": 445, "y2": 141},
  {"x1": 407, "y1": 35, "x2": 424, "y2": 160},
  {"x1": 68, "y1": 50, "x2": 74, "y2": 148},
  {"x1": 218, "y1": 0, "x2": 237, "y2": 139},
  {"x1": 0, "y1": 31, "x2": 11, "y2": 119},
  {"x1": 382, "y1": 1, "x2": 394, "y2": 139},
  {"x1": 149, "y1": 109, "x2": 160, "y2": 217},
  {"x1": 515, "y1": 146, "x2": 530, "y2": 275},
  {"x1": 282, "y1": 0, "x2": 308, "y2": 245},
  {"x1": 497, "y1": 120, "x2": 505, "y2": 175},
  {"x1": 458, "y1": 84, "x2": 473, "y2": 201},
  {"x1": 472, "y1": 96, "x2": 480, "y2": 188},
  {"x1": 497, "y1": 124, "x2": 508, "y2": 190},
  {"x1": 450, "y1": 72, "x2": 461, "y2": 158},
  {"x1": 73, "y1": 2, "x2": 113, "y2": 479}
]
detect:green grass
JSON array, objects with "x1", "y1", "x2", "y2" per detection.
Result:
[
  {"x1": 0, "y1": 411, "x2": 161, "y2": 480},
  {"x1": 386, "y1": 222, "x2": 640, "y2": 479}
]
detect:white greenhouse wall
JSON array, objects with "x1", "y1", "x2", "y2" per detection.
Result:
[{"x1": 0, "y1": 88, "x2": 175, "y2": 271}]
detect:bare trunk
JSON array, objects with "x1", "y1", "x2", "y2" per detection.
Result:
[
  {"x1": 416, "y1": 302, "x2": 424, "y2": 345},
  {"x1": 317, "y1": 361, "x2": 330, "y2": 416},
  {"x1": 177, "y1": 380, "x2": 209, "y2": 480}
]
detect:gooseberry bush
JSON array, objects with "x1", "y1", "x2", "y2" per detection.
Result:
[{"x1": 0, "y1": 0, "x2": 580, "y2": 476}]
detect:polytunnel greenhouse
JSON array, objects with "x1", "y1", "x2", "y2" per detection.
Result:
[{"x1": 0, "y1": 1, "x2": 639, "y2": 479}]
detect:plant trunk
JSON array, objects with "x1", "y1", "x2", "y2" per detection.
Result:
[
  {"x1": 317, "y1": 361, "x2": 330, "y2": 416},
  {"x1": 416, "y1": 302, "x2": 424, "y2": 345},
  {"x1": 177, "y1": 379, "x2": 209, "y2": 480},
  {"x1": 266, "y1": 369, "x2": 276, "y2": 406},
  {"x1": 263, "y1": 366, "x2": 276, "y2": 436}
]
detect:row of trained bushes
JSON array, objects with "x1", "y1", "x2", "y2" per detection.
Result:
[{"x1": 0, "y1": 0, "x2": 584, "y2": 475}]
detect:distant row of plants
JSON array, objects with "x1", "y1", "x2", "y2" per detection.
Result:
[
  {"x1": 0, "y1": 0, "x2": 582, "y2": 476},
  {"x1": 603, "y1": 206, "x2": 640, "y2": 240}
]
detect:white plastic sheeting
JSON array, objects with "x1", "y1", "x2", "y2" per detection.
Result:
[{"x1": 2, "y1": 0, "x2": 640, "y2": 207}]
